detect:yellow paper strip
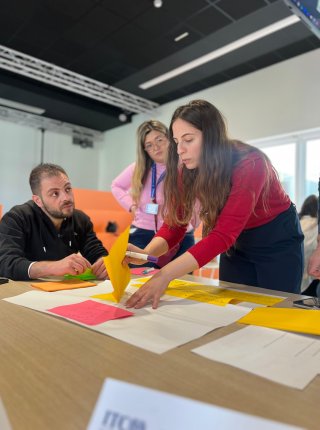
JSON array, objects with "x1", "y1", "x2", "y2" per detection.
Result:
[
  {"x1": 131, "y1": 278, "x2": 284, "y2": 307},
  {"x1": 91, "y1": 293, "x2": 117, "y2": 303},
  {"x1": 238, "y1": 307, "x2": 320, "y2": 336}
]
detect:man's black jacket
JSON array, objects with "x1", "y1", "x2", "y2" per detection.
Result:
[{"x1": 0, "y1": 200, "x2": 108, "y2": 280}]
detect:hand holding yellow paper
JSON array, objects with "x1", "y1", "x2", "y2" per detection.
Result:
[{"x1": 103, "y1": 226, "x2": 131, "y2": 302}]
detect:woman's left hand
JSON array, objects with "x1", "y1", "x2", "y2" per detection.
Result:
[{"x1": 125, "y1": 272, "x2": 169, "y2": 309}]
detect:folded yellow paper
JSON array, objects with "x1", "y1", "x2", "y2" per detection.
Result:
[
  {"x1": 103, "y1": 226, "x2": 131, "y2": 302},
  {"x1": 238, "y1": 307, "x2": 320, "y2": 335}
]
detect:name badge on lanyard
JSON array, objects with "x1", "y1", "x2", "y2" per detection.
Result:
[
  {"x1": 145, "y1": 163, "x2": 165, "y2": 215},
  {"x1": 145, "y1": 202, "x2": 159, "y2": 215}
]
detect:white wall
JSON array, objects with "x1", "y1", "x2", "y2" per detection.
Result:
[
  {"x1": 0, "y1": 48, "x2": 319, "y2": 211},
  {"x1": 99, "y1": 48, "x2": 320, "y2": 189},
  {"x1": 0, "y1": 120, "x2": 102, "y2": 212},
  {"x1": 0, "y1": 121, "x2": 40, "y2": 212}
]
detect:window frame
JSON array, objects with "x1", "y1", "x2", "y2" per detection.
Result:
[{"x1": 249, "y1": 128, "x2": 320, "y2": 209}]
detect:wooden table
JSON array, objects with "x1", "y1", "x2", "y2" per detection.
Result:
[{"x1": 0, "y1": 279, "x2": 318, "y2": 430}]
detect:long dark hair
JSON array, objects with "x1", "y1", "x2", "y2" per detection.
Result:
[
  {"x1": 299, "y1": 194, "x2": 318, "y2": 219},
  {"x1": 163, "y1": 100, "x2": 273, "y2": 236}
]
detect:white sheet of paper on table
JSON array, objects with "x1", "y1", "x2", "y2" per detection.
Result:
[
  {"x1": 3, "y1": 289, "x2": 251, "y2": 354},
  {"x1": 192, "y1": 325, "x2": 320, "y2": 389},
  {"x1": 0, "y1": 398, "x2": 12, "y2": 430}
]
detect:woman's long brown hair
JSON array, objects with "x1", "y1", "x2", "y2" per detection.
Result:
[{"x1": 163, "y1": 100, "x2": 273, "y2": 236}]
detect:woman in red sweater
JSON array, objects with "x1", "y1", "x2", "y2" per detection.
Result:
[{"x1": 126, "y1": 100, "x2": 304, "y2": 309}]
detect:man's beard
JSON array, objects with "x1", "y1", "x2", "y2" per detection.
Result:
[{"x1": 41, "y1": 199, "x2": 74, "y2": 219}]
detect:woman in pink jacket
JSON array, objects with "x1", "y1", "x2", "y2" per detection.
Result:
[{"x1": 111, "y1": 120, "x2": 198, "y2": 267}]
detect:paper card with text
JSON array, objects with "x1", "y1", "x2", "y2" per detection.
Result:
[{"x1": 87, "y1": 379, "x2": 301, "y2": 430}]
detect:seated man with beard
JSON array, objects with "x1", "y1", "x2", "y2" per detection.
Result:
[{"x1": 0, "y1": 163, "x2": 108, "y2": 280}]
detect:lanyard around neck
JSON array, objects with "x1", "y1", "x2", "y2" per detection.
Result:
[{"x1": 151, "y1": 163, "x2": 166, "y2": 201}]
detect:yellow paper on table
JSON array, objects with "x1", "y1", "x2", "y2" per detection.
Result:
[
  {"x1": 238, "y1": 307, "x2": 320, "y2": 336},
  {"x1": 92, "y1": 293, "x2": 117, "y2": 303},
  {"x1": 131, "y1": 278, "x2": 284, "y2": 307},
  {"x1": 103, "y1": 226, "x2": 131, "y2": 302}
]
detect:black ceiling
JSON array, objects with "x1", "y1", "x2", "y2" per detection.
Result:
[{"x1": 0, "y1": 0, "x2": 319, "y2": 132}]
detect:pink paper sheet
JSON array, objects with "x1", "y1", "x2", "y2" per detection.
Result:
[
  {"x1": 130, "y1": 267, "x2": 159, "y2": 276},
  {"x1": 47, "y1": 300, "x2": 134, "y2": 325}
]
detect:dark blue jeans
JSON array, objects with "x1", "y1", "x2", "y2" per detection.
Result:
[
  {"x1": 129, "y1": 226, "x2": 195, "y2": 268},
  {"x1": 219, "y1": 204, "x2": 304, "y2": 294}
]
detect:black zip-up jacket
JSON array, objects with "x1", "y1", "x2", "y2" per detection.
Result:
[{"x1": 0, "y1": 201, "x2": 108, "y2": 280}]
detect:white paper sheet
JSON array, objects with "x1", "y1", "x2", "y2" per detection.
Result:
[
  {"x1": 4, "y1": 290, "x2": 90, "y2": 310},
  {"x1": 3, "y1": 290, "x2": 251, "y2": 354},
  {"x1": 0, "y1": 398, "x2": 12, "y2": 430},
  {"x1": 192, "y1": 325, "x2": 320, "y2": 389},
  {"x1": 95, "y1": 300, "x2": 251, "y2": 353},
  {"x1": 87, "y1": 378, "x2": 302, "y2": 430}
]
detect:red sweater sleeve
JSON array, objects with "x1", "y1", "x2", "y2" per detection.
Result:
[
  {"x1": 188, "y1": 153, "x2": 282, "y2": 267},
  {"x1": 155, "y1": 222, "x2": 187, "y2": 250}
]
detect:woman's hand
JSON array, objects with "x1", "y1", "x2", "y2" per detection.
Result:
[
  {"x1": 125, "y1": 251, "x2": 198, "y2": 309},
  {"x1": 129, "y1": 204, "x2": 137, "y2": 215},
  {"x1": 125, "y1": 271, "x2": 170, "y2": 309},
  {"x1": 123, "y1": 243, "x2": 147, "y2": 266}
]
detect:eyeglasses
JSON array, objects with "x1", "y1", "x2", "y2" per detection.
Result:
[{"x1": 144, "y1": 136, "x2": 167, "y2": 152}]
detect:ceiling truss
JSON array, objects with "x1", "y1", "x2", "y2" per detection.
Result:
[
  {"x1": 0, "y1": 44, "x2": 159, "y2": 114},
  {"x1": 0, "y1": 106, "x2": 103, "y2": 141}
]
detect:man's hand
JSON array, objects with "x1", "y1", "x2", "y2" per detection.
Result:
[
  {"x1": 91, "y1": 257, "x2": 109, "y2": 280},
  {"x1": 29, "y1": 253, "x2": 91, "y2": 279}
]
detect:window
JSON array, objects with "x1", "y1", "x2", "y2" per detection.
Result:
[
  {"x1": 261, "y1": 143, "x2": 295, "y2": 202},
  {"x1": 250, "y1": 129, "x2": 320, "y2": 209},
  {"x1": 306, "y1": 138, "x2": 320, "y2": 196}
]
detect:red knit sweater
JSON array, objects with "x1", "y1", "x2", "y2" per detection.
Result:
[{"x1": 155, "y1": 152, "x2": 291, "y2": 267}]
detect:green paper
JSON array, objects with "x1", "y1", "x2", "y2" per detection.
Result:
[{"x1": 64, "y1": 268, "x2": 97, "y2": 281}]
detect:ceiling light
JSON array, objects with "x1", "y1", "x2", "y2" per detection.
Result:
[
  {"x1": 174, "y1": 32, "x2": 189, "y2": 42},
  {"x1": 139, "y1": 15, "x2": 300, "y2": 90},
  {"x1": 0, "y1": 97, "x2": 45, "y2": 114},
  {"x1": 119, "y1": 113, "x2": 128, "y2": 122},
  {"x1": 153, "y1": 0, "x2": 162, "y2": 8}
]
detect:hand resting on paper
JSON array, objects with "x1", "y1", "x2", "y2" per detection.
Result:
[
  {"x1": 125, "y1": 270, "x2": 170, "y2": 309},
  {"x1": 125, "y1": 251, "x2": 199, "y2": 309}
]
